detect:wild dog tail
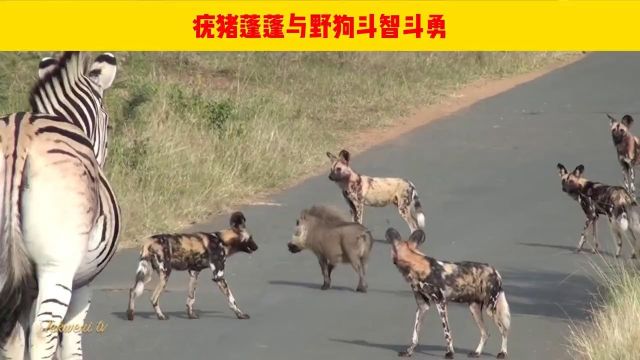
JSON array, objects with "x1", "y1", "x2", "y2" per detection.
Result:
[
  {"x1": 127, "y1": 241, "x2": 156, "y2": 321},
  {"x1": 0, "y1": 126, "x2": 35, "y2": 347},
  {"x1": 488, "y1": 270, "x2": 511, "y2": 331},
  {"x1": 132, "y1": 243, "x2": 155, "y2": 289},
  {"x1": 408, "y1": 181, "x2": 426, "y2": 230}
]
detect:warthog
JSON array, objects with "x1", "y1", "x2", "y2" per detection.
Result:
[{"x1": 287, "y1": 205, "x2": 373, "y2": 292}]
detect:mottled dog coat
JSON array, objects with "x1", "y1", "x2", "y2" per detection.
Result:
[
  {"x1": 287, "y1": 205, "x2": 374, "y2": 292},
  {"x1": 609, "y1": 114, "x2": 640, "y2": 195},
  {"x1": 557, "y1": 163, "x2": 640, "y2": 258},
  {"x1": 126, "y1": 212, "x2": 258, "y2": 320},
  {"x1": 387, "y1": 228, "x2": 510, "y2": 359},
  {"x1": 327, "y1": 149, "x2": 426, "y2": 233}
]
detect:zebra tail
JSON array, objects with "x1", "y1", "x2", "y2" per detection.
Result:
[{"x1": 0, "y1": 132, "x2": 36, "y2": 346}]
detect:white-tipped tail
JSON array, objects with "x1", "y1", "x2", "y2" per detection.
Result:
[{"x1": 416, "y1": 213, "x2": 426, "y2": 230}]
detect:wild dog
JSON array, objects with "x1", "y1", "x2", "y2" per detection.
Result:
[
  {"x1": 326, "y1": 149, "x2": 426, "y2": 233},
  {"x1": 557, "y1": 163, "x2": 640, "y2": 258},
  {"x1": 287, "y1": 205, "x2": 374, "y2": 292},
  {"x1": 608, "y1": 114, "x2": 640, "y2": 195},
  {"x1": 126, "y1": 212, "x2": 258, "y2": 321},
  {"x1": 387, "y1": 228, "x2": 510, "y2": 359}
]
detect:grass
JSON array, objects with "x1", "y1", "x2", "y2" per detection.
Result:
[
  {"x1": 0, "y1": 52, "x2": 577, "y2": 247},
  {"x1": 568, "y1": 260, "x2": 640, "y2": 360}
]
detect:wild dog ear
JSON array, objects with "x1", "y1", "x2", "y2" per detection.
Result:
[
  {"x1": 38, "y1": 57, "x2": 58, "y2": 79},
  {"x1": 338, "y1": 149, "x2": 350, "y2": 164},
  {"x1": 408, "y1": 230, "x2": 426, "y2": 247},
  {"x1": 88, "y1": 53, "x2": 117, "y2": 90},
  {"x1": 622, "y1": 114, "x2": 634, "y2": 127},
  {"x1": 229, "y1": 211, "x2": 246, "y2": 229},
  {"x1": 573, "y1": 164, "x2": 585, "y2": 177},
  {"x1": 385, "y1": 228, "x2": 402, "y2": 244},
  {"x1": 326, "y1": 152, "x2": 338, "y2": 162},
  {"x1": 607, "y1": 113, "x2": 617, "y2": 126},
  {"x1": 557, "y1": 163, "x2": 568, "y2": 177}
]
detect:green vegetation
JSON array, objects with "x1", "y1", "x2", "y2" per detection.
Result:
[
  {"x1": 0, "y1": 52, "x2": 575, "y2": 246},
  {"x1": 569, "y1": 260, "x2": 640, "y2": 360}
]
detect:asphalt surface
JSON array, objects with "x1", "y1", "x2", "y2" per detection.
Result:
[{"x1": 84, "y1": 53, "x2": 640, "y2": 360}]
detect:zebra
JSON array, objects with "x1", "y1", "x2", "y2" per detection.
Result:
[{"x1": 0, "y1": 51, "x2": 121, "y2": 360}]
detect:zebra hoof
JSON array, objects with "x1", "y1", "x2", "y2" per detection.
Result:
[
  {"x1": 398, "y1": 351, "x2": 413, "y2": 357},
  {"x1": 632, "y1": 253, "x2": 638, "y2": 259},
  {"x1": 444, "y1": 351, "x2": 455, "y2": 359},
  {"x1": 236, "y1": 313, "x2": 250, "y2": 320},
  {"x1": 468, "y1": 352, "x2": 481, "y2": 358},
  {"x1": 126, "y1": 310, "x2": 134, "y2": 321},
  {"x1": 496, "y1": 351, "x2": 507, "y2": 359}
]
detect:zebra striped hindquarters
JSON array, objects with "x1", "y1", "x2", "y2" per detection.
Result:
[{"x1": 0, "y1": 52, "x2": 120, "y2": 360}]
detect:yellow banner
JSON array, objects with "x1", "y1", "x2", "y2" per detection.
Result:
[{"x1": 0, "y1": 1, "x2": 638, "y2": 51}]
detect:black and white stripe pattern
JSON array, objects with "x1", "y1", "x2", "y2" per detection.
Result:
[{"x1": 0, "y1": 52, "x2": 120, "y2": 360}]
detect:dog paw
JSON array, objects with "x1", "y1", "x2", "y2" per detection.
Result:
[{"x1": 187, "y1": 312, "x2": 199, "y2": 319}]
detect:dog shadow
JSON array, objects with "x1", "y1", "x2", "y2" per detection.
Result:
[
  {"x1": 111, "y1": 310, "x2": 226, "y2": 321},
  {"x1": 268, "y1": 280, "x2": 412, "y2": 296},
  {"x1": 518, "y1": 242, "x2": 615, "y2": 258},
  {"x1": 268, "y1": 280, "x2": 357, "y2": 292},
  {"x1": 330, "y1": 338, "x2": 477, "y2": 358}
]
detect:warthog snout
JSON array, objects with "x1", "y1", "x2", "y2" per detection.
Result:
[{"x1": 287, "y1": 242, "x2": 302, "y2": 253}]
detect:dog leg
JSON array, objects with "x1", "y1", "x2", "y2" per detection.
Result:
[
  {"x1": 398, "y1": 202, "x2": 418, "y2": 234},
  {"x1": 127, "y1": 257, "x2": 153, "y2": 321},
  {"x1": 351, "y1": 201, "x2": 364, "y2": 225},
  {"x1": 468, "y1": 302, "x2": 488, "y2": 358},
  {"x1": 592, "y1": 218, "x2": 599, "y2": 254},
  {"x1": 487, "y1": 292, "x2": 510, "y2": 359},
  {"x1": 609, "y1": 217, "x2": 624, "y2": 258},
  {"x1": 215, "y1": 279, "x2": 250, "y2": 319},
  {"x1": 399, "y1": 290, "x2": 429, "y2": 357},
  {"x1": 576, "y1": 218, "x2": 591, "y2": 253},
  {"x1": 150, "y1": 271, "x2": 169, "y2": 320},
  {"x1": 186, "y1": 270, "x2": 200, "y2": 319},
  {"x1": 435, "y1": 301, "x2": 455, "y2": 359}
]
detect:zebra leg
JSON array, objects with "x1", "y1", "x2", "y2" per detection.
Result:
[
  {"x1": 630, "y1": 167, "x2": 636, "y2": 195},
  {"x1": 29, "y1": 273, "x2": 74, "y2": 359},
  {"x1": 59, "y1": 286, "x2": 91, "y2": 360}
]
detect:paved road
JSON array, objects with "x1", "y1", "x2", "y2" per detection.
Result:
[{"x1": 85, "y1": 53, "x2": 639, "y2": 360}]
